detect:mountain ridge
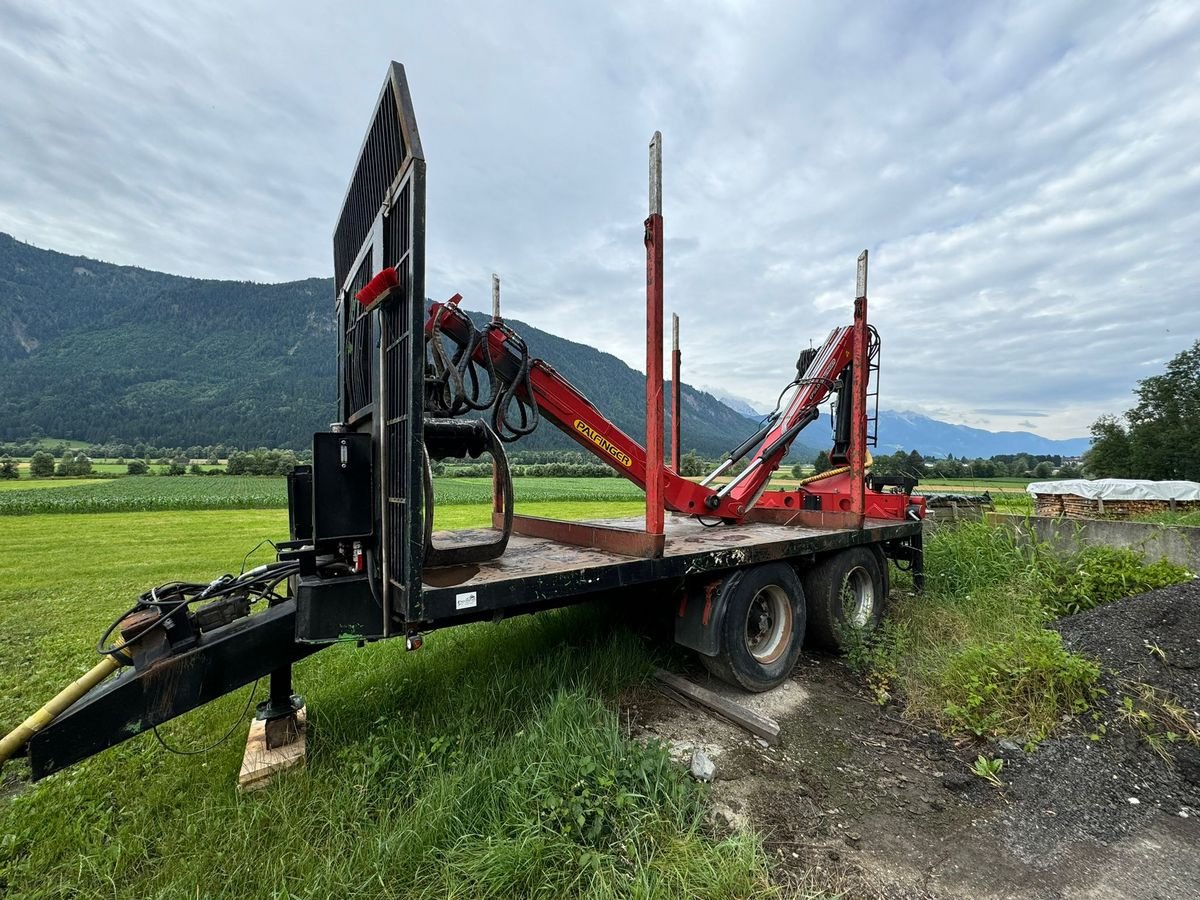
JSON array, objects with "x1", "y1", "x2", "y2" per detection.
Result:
[
  {"x1": 875, "y1": 409, "x2": 1089, "y2": 457},
  {"x1": 0, "y1": 233, "x2": 785, "y2": 457},
  {"x1": 0, "y1": 233, "x2": 1090, "y2": 459}
]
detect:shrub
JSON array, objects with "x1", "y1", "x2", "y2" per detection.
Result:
[
  {"x1": 1034, "y1": 546, "x2": 1190, "y2": 618},
  {"x1": 29, "y1": 450, "x2": 56, "y2": 478},
  {"x1": 867, "y1": 521, "x2": 1189, "y2": 744},
  {"x1": 938, "y1": 629, "x2": 1100, "y2": 739}
]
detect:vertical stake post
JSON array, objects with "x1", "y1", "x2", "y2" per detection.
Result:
[
  {"x1": 644, "y1": 132, "x2": 665, "y2": 538},
  {"x1": 491, "y1": 272, "x2": 504, "y2": 517},
  {"x1": 849, "y1": 250, "x2": 869, "y2": 520},
  {"x1": 671, "y1": 313, "x2": 681, "y2": 472}
]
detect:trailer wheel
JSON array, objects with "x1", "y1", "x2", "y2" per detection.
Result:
[
  {"x1": 701, "y1": 563, "x2": 806, "y2": 692},
  {"x1": 802, "y1": 547, "x2": 886, "y2": 652}
]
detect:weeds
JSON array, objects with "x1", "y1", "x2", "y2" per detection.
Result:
[
  {"x1": 1116, "y1": 681, "x2": 1200, "y2": 761},
  {"x1": 938, "y1": 630, "x2": 1100, "y2": 740},
  {"x1": 870, "y1": 521, "x2": 1189, "y2": 745},
  {"x1": 1032, "y1": 546, "x2": 1189, "y2": 618},
  {"x1": 970, "y1": 755, "x2": 1005, "y2": 788}
]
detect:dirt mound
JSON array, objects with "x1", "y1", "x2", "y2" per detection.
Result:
[{"x1": 1054, "y1": 578, "x2": 1200, "y2": 704}]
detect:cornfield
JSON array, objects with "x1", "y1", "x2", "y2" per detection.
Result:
[{"x1": 0, "y1": 476, "x2": 645, "y2": 516}]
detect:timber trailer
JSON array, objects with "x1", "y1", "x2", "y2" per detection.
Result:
[{"x1": 0, "y1": 63, "x2": 925, "y2": 781}]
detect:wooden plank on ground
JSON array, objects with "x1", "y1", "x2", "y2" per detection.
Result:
[
  {"x1": 238, "y1": 708, "x2": 307, "y2": 791},
  {"x1": 653, "y1": 669, "x2": 781, "y2": 744}
]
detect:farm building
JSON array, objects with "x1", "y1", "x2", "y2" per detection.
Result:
[{"x1": 1026, "y1": 479, "x2": 1200, "y2": 519}]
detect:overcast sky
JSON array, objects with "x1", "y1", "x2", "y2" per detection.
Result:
[{"x1": 2, "y1": 1, "x2": 1197, "y2": 438}]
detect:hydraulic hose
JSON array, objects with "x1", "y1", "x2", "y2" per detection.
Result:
[
  {"x1": 0, "y1": 655, "x2": 121, "y2": 768},
  {"x1": 797, "y1": 450, "x2": 873, "y2": 485}
]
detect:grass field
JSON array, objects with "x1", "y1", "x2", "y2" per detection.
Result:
[
  {"x1": 0, "y1": 476, "x2": 646, "y2": 516},
  {"x1": 0, "y1": 504, "x2": 765, "y2": 898},
  {"x1": 1, "y1": 472, "x2": 1041, "y2": 515},
  {"x1": 2, "y1": 467, "x2": 1193, "y2": 896},
  {"x1": 10, "y1": 460, "x2": 130, "y2": 479}
]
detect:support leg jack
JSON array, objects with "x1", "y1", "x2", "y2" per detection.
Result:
[{"x1": 239, "y1": 665, "x2": 307, "y2": 791}]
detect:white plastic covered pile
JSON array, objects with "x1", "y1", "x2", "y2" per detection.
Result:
[{"x1": 1025, "y1": 479, "x2": 1200, "y2": 501}]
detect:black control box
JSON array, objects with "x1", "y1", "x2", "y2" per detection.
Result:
[{"x1": 312, "y1": 431, "x2": 373, "y2": 542}]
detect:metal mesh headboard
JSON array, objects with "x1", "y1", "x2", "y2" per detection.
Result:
[{"x1": 332, "y1": 62, "x2": 426, "y2": 628}]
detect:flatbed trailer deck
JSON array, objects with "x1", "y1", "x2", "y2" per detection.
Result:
[{"x1": 420, "y1": 515, "x2": 923, "y2": 624}]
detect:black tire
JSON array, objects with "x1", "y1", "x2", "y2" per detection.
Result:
[
  {"x1": 802, "y1": 546, "x2": 886, "y2": 652},
  {"x1": 700, "y1": 562, "x2": 806, "y2": 692}
]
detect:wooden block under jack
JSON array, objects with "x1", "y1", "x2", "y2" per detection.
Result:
[{"x1": 238, "y1": 707, "x2": 307, "y2": 791}]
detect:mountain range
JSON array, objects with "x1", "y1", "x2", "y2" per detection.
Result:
[
  {"x1": 872, "y1": 410, "x2": 1089, "y2": 458},
  {"x1": 698, "y1": 395, "x2": 1091, "y2": 459},
  {"x1": 0, "y1": 233, "x2": 1089, "y2": 460},
  {"x1": 0, "y1": 233, "x2": 792, "y2": 458}
]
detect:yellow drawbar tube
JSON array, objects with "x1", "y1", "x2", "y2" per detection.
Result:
[{"x1": 0, "y1": 655, "x2": 120, "y2": 768}]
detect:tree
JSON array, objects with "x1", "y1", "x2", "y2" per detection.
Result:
[
  {"x1": 1058, "y1": 464, "x2": 1082, "y2": 479},
  {"x1": 0, "y1": 455, "x2": 18, "y2": 480},
  {"x1": 1083, "y1": 415, "x2": 1133, "y2": 478},
  {"x1": 1126, "y1": 341, "x2": 1200, "y2": 480},
  {"x1": 167, "y1": 455, "x2": 189, "y2": 476},
  {"x1": 1033, "y1": 461, "x2": 1054, "y2": 478},
  {"x1": 812, "y1": 450, "x2": 832, "y2": 474},
  {"x1": 56, "y1": 451, "x2": 75, "y2": 480},
  {"x1": 678, "y1": 451, "x2": 705, "y2": 478},
  {"x1": 930, "y1": 457, "x2": 959, "y2": 479},
  {"x1": 970, "y1": 458, "x2": 997, "y2": 478},
  {"x1": 1083, "y1": 343, "x2": 1200, "y2": 480},
  {"x1": 127, "y1": 459, "x2": 149, "y2": 475},
  {"x1": 29, "y1": 450, "x2": 55, "y2": 478},
  {"x1": 905, "y1": 450, "x2": 925, "y2": 478}
]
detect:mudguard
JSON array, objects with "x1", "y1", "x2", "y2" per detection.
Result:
[{"x1": 673, "y1": 571, "x2": 742, "y2": 657}]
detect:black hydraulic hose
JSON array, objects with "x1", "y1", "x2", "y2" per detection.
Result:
[
  {"x1": 94, "y1": 562, "x2": 300, "y2": 658},
  {"x1": 427, "y1": 306, "x2": 466, "y2": 415},
  {"x1": 491, "y1": 327, "x2": 539, "y2": 442},
  {"x1": 455, "y1": 323, "x2": 499, "y2": 412}
]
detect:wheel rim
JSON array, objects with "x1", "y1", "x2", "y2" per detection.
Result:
[
  {"x1": 744, "y1": 584, "x2": 792, "y2": 664},
  {"x1": 843, "y1": 565, "x2": 875, "y2": 628}
]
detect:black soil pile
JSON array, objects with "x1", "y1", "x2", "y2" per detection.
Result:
[
  {"x1": 994, "y1": 579, "x2": 1200, "y2": 865},
  {"x1": 1055, "y1": 577, "x2": 1200, "y2": 706}
]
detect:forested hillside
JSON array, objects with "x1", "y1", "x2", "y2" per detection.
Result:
[{"x1": 0, "y1": 234, "x2": 786, "y2": 458}]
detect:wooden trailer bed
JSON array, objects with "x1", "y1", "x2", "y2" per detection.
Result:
[{"x1": 418, "y1": 515, "x2": 922, "y2": 622}]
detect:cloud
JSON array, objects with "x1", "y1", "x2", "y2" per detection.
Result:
[
  {"x1": 1, "y1": 1, "x2": 1197, "y2": 439},
  {"x1": 974, "y1": 410, "x2": 1048, "y2": 418}
]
